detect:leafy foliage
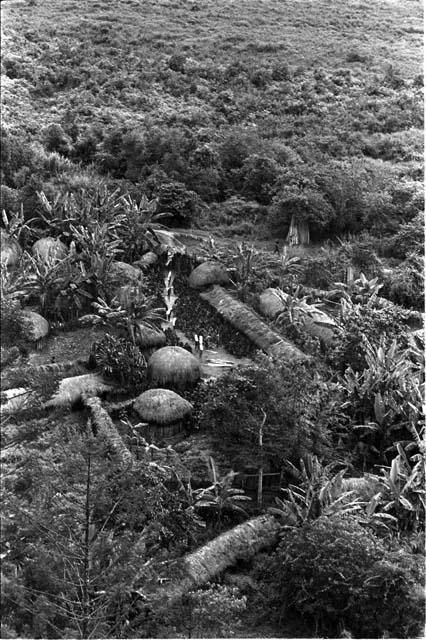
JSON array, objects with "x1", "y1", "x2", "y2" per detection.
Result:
[
  {"x1": 255, "y1": 515, "x2": 424, "y2": 638},
  {"x1": 89, "y1": 334, "x2": 147, "y2": 393}
]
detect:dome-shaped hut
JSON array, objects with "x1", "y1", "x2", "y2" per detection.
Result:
[
  {"x1": 1, "y1": 229, "x2": 22, "y2": 268},
  {"x1": 147, "y1": 346, "x2": 201, "y2": 389},
  {"x1": 258, "y1": 288, "x2": 285, "y2": 319},
  {"x1": 134, "y1": 388, "x2": 193, "y2": 439},
  {"x1": 20, "y1": 310, "x2": 49, "y2": 342},
  {"x1": 136, "y1": 323, "x2": 167, "y2": 350},
  {"x1": 188, "y1": 261, "x2": 230, "y2": 289},
  {"x1": 32, "y1": 237, "x2": 68, "y2": 262}
]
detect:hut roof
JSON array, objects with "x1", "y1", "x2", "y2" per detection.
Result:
[
  {"x1": 258, "y1": 288, "x2": 286, "y2": 319},
  {"x1": 200, "y1": 286, "x2": 308, "y2": 363},
  {"x1": 20, "y1": 310, "x2": 49, "y2": 341},
  {"x1": 136, "y1": 323, "x2": 167, "y2": 349},
  {"x1": 148, "y1": 346, "x2": 201, "y2": 389},
  {"x1": 1, "y1": 229, "x2": 22, "y2": 267},
  {"x1": 137, "y1": 251, "x2": 158, "y2": 269},
  {"x1": 188, "y1": 261, "x2": 230, "y2": 289},
  {"x1": 108, "y1": 261, "x2": 142, "y2": 287},
  {"x1": 134, "y1": 388, "x2": 193, "y2": 424},
  {"x1": 32, "y1": 237, "x2": 68, "y2": 262}
]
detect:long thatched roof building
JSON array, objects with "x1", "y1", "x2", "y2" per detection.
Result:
[{"x1": 199, "y1": 286, "x2": 309, "y2": 363}]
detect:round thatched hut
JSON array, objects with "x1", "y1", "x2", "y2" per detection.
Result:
[
  {"x1": 258, "y1": 288, "x2": 285, "y2": 319},
  {"x1": 136, "y1": 323, "x2": 167, "y2": 350},
  {"x1": 147, "y1": 346, "x2": 201, "y2": 389},
  {"x1": 138, "y1": 251, "x2": 158, "y2": 269},
  {"x1": 134, "y1": 388, "x2": 193, "y2": 439},
  {"x1": 32, "y1": 237, "x2": 68, "y2": 262},
  {"x1": 20, "y1": 309, "x2": 49, "y2": 342},
  {"x1": 108, "y1": 261, "x2": 142, "y2": 287},
  {"x1": 188, "y1": 261, "x2": 230, "y2": 289},
  {"x1": 1, "y1": 229, "x2": 22, "y2": 268}
]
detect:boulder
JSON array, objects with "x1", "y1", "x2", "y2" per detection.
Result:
[{"x1": 138, "y1": 251, "x2": 158, "y2": 269}]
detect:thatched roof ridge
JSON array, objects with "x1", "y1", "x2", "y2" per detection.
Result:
[
  {"x1": 200, "y1": 286, "x2": 308, "y2": 363},
  {"x1": 44, "y1": 373, "x2": 113, "y2": 408},
  {"x1": 144, "y1": 514, "x2": 281, "y2": 605},
  {"x1": 134, "y1": 388, "x2": 193, "y2": 424},
  {"x1": 147, "y1": 346, "x2": 201, "y2": 389},
  {"x1": 188, "y1": 261, "x2": 230, "y2": 289}
]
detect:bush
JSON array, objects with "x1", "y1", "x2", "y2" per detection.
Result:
[
  {"x1": 41, "y1": 124, "x2": 72, "y2": 157},
  {"x1": 382, "y1": 253, "x2": 424, "y2": 310},
  {"x1": 156, "y1": 181, "x2": 199, "y2": 227},
  {"x1": 197, "y1": 356, "x2": 331, "y2": 470},
  {"x1": 329, "y1": 302, "x2": 410, "y2": 372},
  {"x1": 382, "y1": 214, "x2": 423, "y2": 259},
  {"x1": 256, "y1": 516, "x2": 424, "y2": 638},
  {"x1": 168, "y1": 53, "x2": 186, "y2": 73},
  {"x1": 89, "y1": 334, "x2": 147, "y2": 393}
]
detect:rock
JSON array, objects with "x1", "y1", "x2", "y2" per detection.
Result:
[
  {"x1": 20, "y1": 310, "x2": 49, "y2": 342},
  {"x1": 0, "y1": 229, "x2": 22, "y2": 268},
  {"x1": 44, "y1": 373, "x2": 114, "y2": 408},
  {"x1": 32, "y1": 237, "x2": 68, "y2": 262},
  {"x1": 188, "y1": 261, "x2": 230, "y2": 288}
]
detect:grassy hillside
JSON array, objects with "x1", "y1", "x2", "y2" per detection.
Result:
[{"x1": 1, "y1": 0, "x2": 423, "y2": 244}]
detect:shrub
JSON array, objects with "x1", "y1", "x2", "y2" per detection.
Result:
[
  {"x1": 89, "y1": 334, "x2": 147, "y2": 393},
  {"x1": 168, "y1": 53, "x2": 186, "y2": 73},
  {"x1": 41, "y1": 124, "x2": 72, "y2": 157},
  {"x1": 156, "y1": 181, "x2": 199, "y2": 227},
  {"x1": 197, "y1": 356, "x2": 332, "y2": 470},
  {"x1": 330, "y1": 301, "x2": 410, "y2": 372},
  {"x1": 271, "y1": 62, "x2": 292, "y2": 81},
  {"x1": 256, "y1": 515, "x2": 424, "y2": 638},
  {"x1": 240, "y1": 154, "x2": 279, "y2": 205},
  {"x1": 382, "y1": 214, "x2": 424, "y2": 259},
  {"x1": 382, "y1": 253, "x2": 424, "y2": 310}
]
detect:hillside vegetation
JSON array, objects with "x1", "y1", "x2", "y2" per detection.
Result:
[{"x1": 1, "y1": 1, "x2": 424, "y2": 639}]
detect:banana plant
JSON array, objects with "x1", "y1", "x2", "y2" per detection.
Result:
[
  {"x1": 191, "y1": 457, "x2": 251, "y2": 529},
  {"x1": 269, "y1": 455, "x2": 362, "y2": 526}
]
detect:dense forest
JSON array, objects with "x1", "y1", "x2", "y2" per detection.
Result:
[{"x1": 1, "y1": 0, "x2": 424, "y2": 638}]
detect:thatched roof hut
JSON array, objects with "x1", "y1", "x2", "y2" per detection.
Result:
[
  {"x1": 188, "y1": 261, "x2": 230, "y2": 289},
  {"x1": 134, "y1": 388, "x2": 193, "y2": 425},
  {"x1": 32, "y1": 237, "x2": 68, "y2": 262},
  {"x1": 1, "y1": 229, "x2": 22, "y2": 268},
  {"x1": 20, "y1": 310, "x2": 49, "y2": 341},
  {"x1": 258, "y1": 288, "x2": 338, "y2": 347},
  {"x1": 136, "y1": 323, "x2": 167, "y2": 349},
  {"x1": 258, "y1": 288, "x2": 285, "y2": 319},
  {"x1": 200, "y1": 285, "x2": 308, "y2": 363},
  {"x1": 108, "y1": 261, "x2": 142, "y2": 288},
  {"x1": 137, "y1": 251, "x2": 158, "y2": 269},
  {"x1": 147, "y1": 346, "x2": 201, "y2": 389}
]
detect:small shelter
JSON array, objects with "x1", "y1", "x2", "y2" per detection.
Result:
[
  {"x1": 188, "y1": 261, "x2": 230, "y2": 289},
  {"x1": 134, "y1": 388, "x2": 193, "y2": 439},
  {"x1": 32, "y1": 237, "x2": 68, "y2": 262},
  {"x1": 147, "y1": 346, "x2": 201, "y2": 389}
]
